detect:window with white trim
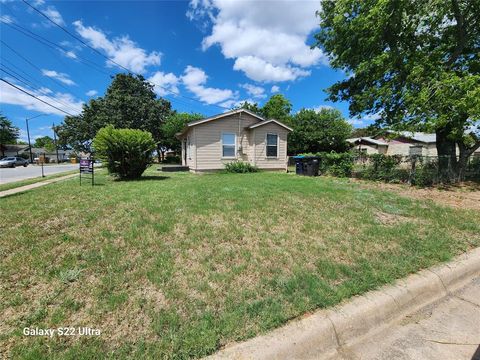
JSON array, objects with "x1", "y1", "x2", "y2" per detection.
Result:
[
  {"x1": 222, "y1": 133, "x2": 236, "y2": 158},
  {"x1": 266, "y1": 133, "x2": 278, "y2": 157}
]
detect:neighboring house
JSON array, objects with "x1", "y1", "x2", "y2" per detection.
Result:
[
  {"x1": 176, "y1": 108, "x2": 292, "y2": 172},
  {"x1": 1, "y1": 144, "x2": 30, "y2": 157},
  {"x1": 348, "y1": 131, "x2": 480, "y2": 157},
  {"x1": 346, "y1": 137, "x2": 388, "y2": 155},
  {"x1": 1, "y1": 145, "x2": 74, "y2": 162}
]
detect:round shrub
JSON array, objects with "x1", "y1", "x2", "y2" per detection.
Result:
[
  {"x1": 224, "y1": 160, "x2": 258, "y2": 173},
  {"x1": 93, "y1": 126, "x2": 156, "y2": 179}
]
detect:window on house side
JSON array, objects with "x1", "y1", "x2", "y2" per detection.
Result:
[
  {"x1": 266, "y1": 133, "x2": 278, "y2": 157},
  {"x1": 222, "y1": 133, "x2": 236, "y2": 158}
]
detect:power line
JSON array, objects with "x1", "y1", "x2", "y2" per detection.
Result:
[
  {"x1": 1, "y1": 78, "x2": 75, "y2": 116},
  {"x1": 0, "y1": 66, "x2": 83, "y2": 113},
  {"x1": 2, "y1": 20, "x2": 112, "y2": 77},
  {"x1": 0, "y1": 39, "x2": 84, "y2": 98},
  {"x1": 3, "y1": 20, "x2": 222, "y2": 115},
  {"x1": 21, "y1": 0, "x2": 231, "y2": 112}
]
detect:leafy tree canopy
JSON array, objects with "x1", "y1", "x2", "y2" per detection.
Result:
[
  {"x1": 57, "y1": 73, "x2": 173, "y2": 155},
  {"x1": 235, "y1": 96, "x2": 351, "y2": 154},
  {"x1": 315, "y1": 0, "x2": 480, "y2": 179},
  {"x1": 289, "y1": 108, "x2": 352, "y2": 154},
  {"x1": 33, "y1": 136, "x2": 55, "y2": 152},
  {"x1": 160, "y1": 112, "x2": 204, "y2": 154},
  {"x1": 234, "y1": 101, "x2": 263, "y2": 116},
  {"x1": 0, "y1": 113, "x2": 20, "y2": 157},
  {"x1": 261, "y1": 94, "x2": 293, "y2": 124}
]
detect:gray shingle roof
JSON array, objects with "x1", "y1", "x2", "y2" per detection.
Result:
[
  {"x1": 389, "y1": 131, "x2": 436, "y2": 143},
  {"x1": 347, "y1": 137, "x2": 389, "y2": 146}
]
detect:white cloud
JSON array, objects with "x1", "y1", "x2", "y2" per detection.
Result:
[
  {"x1": 0, "y1": 80, "x2": 83, "y2": 116},
  {"x1": 240, "y1": 83, "x2": 265, "y2": 99},
  {"x1": 218, "y1": 99, "x2": 239, "y2": 109},
  {"x1": 41, "y1": 69, "x2": 76, "y2": 86},
  {"x1": 0, "y1": 15, "x2": 15, "y2": 24},
  {"x1": 346, "y1": 112, "x2": 381, "y2": 127},
  {"x1": 363, "y1": 112, "x2": 381, "y2": 121},
  {"x1": 43, "y1": 6, "x2": 65, "y2": 26},
  {"x1": 148, "y1": 71, "x2": 180, "y2": 96},
  {"x1": 86, "y1": 90, "x2": 98, "y2": 97},
  {"x1": 313, "y1": 105, "x2": 334, "y2": 112},
  {"x1": 181, "y1": 65, "x2": 234, "y2": 104},
  {"x1": 189, "y1": 0, "x2": 326, "y2": 82},
  {"x1": 348, "y1": 118, "x2": 368, "y2": 127},
  {"x1": 64, "y1": 50, "x2": 77, "y2": 59},
  {"x1": 271, "y1": 85, "x2": 279, "y2": 93},
  {"x1": 234, "y1": 56, "x2": 310, "y2": 82},
  {"x1": 73, "y1": 20, "x2": 161, "y2": 74}
]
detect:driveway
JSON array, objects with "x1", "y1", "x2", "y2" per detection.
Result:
[{"x1": 0, "y1": 164, "x2": 78, "y2": 184}]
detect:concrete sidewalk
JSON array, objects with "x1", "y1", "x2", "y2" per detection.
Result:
[
  {"x1": 334, "y1": 278, "x2": 480, "y2": 360},
  {"x1": 0, "y1": 173, "x2": 78, "y2": 198}
]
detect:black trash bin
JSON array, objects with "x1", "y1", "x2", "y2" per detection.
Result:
[
  {"x1": 294, "y1": 156, "x2": 305, "y2": 175},
  {"x1": 293, "y1": 156, "x2": 320, "y2": 176},
  {"x1": 305, "y1": 157, "x2": 319, "y2": 176}
]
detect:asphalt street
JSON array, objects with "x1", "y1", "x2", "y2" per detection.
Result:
[{"x1": 0, "y1": 164, "x2": 78, "y2": 184}]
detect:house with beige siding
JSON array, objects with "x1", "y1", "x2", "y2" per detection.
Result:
[
  {"x1": 349, "y1": 132, "x2": 447, "y2": 157},
  {"x1": 176, "y1": 109, "x2": 292, "y2": 172}
]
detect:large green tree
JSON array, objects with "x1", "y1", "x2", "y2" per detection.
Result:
[
  {"x1": 0, "y1": 113, "x2": 20, "y2": 157},
  {"x1": 289, "y1": 108, "x2": 352, "y2": 154},
  {"x1": 234, "y1": 101, "x2": 263, "y2": 116},
  {"x1": 234, "y1": 95, "x2": 292, "y2": 123},
  {"x1": 261, "y1": 94, "x2": 293, "y2": 124},
  {"x1": 315, "y1": 0, "x2": 480, "y2": 181},
  {"x1": 57, "y1": 74, "x2": 173, "y2": 158},
  {"x1": 33, "y1": 136, "x2": 56, "y2": 152},
  {"x1": 160, "y1": 112, "x2": 203, "y2": 155}
]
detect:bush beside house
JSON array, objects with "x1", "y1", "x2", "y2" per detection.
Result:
[{"x1": 224, "y1": 160, "x2": 258, "y2": 173}]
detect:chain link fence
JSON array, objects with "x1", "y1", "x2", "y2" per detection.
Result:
[
  {"x1": 353, "y1": 154, "x2": 480, "y2": 186},
  {"x1": 290, "y1": 152, "x2": 480, "y2": 186}
]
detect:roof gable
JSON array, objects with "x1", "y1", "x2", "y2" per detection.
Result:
[
  {"x1": 187, "y1": 108, "x2": 265, "y2": 127},
  {"x1": 176, "y1": 108, "x2": 266, "y2": 138},
  {"x1": 247, "y1": 119, "x2": 293, "y2": 132}
]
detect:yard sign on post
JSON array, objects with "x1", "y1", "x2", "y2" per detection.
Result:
[{"x1": 79, "y1": 158, "x2": 94, "y2": 186}]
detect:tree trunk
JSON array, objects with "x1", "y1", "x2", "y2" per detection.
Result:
[
  {"x1": 457, "y1": 139, "x2": 480, "y2": 182},
  {"x1": 435, "y1": 125, "x2": 457, "y2": 183}
]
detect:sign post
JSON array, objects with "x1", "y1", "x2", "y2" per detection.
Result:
[{"x1": 79, "y1": 158, "x2": 94, "y2": 186}]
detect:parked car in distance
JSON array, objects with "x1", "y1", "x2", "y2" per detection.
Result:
[{"x1": 0, "y1": 157, "x2": 29, "y2": 168}]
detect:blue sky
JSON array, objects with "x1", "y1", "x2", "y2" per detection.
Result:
[{"x1": 0, "y1": 0, "x2": 371, "y2": 143}]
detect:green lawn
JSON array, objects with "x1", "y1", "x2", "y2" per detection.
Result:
[{"x1": 1, "y1": 167, "x2": 479, "y2": 359}]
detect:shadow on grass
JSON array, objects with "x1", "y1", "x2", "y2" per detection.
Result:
[
  {"x1": 433, "y1": 180, "x2": 480, "y2": 192},
  {"x1": 115, "y1": 175, "x2": 170, "y2": 182}
]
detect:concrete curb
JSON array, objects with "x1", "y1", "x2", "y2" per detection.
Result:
[
  {"x1": 208, "y1": 247, "x2": 480, "y2": 360},
  {"x1": 0, "y1": 173, "x2": 78, "y2": 198}
]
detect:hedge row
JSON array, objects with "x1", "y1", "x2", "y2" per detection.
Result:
[{"x1": 297, "y1": 152, "x2": 473, "y2": 187}]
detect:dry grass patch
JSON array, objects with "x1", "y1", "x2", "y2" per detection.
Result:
[
  {"x1": 1, "y1": 169, "x2": 479, "y2": 359},
  {"x1": 353, "y1": 179, "x2": 480, "y2": 210}
]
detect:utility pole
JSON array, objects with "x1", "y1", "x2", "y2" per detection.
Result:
[
  {"x1": 52, "y1": 122, "x2": 59, "y2": 163},
  {"x1": 26, "y1": 118, "x2": 33, "y2": 163},
  {"x1": 25, "y1": 114, "x2": 48, "y2": 163}
]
